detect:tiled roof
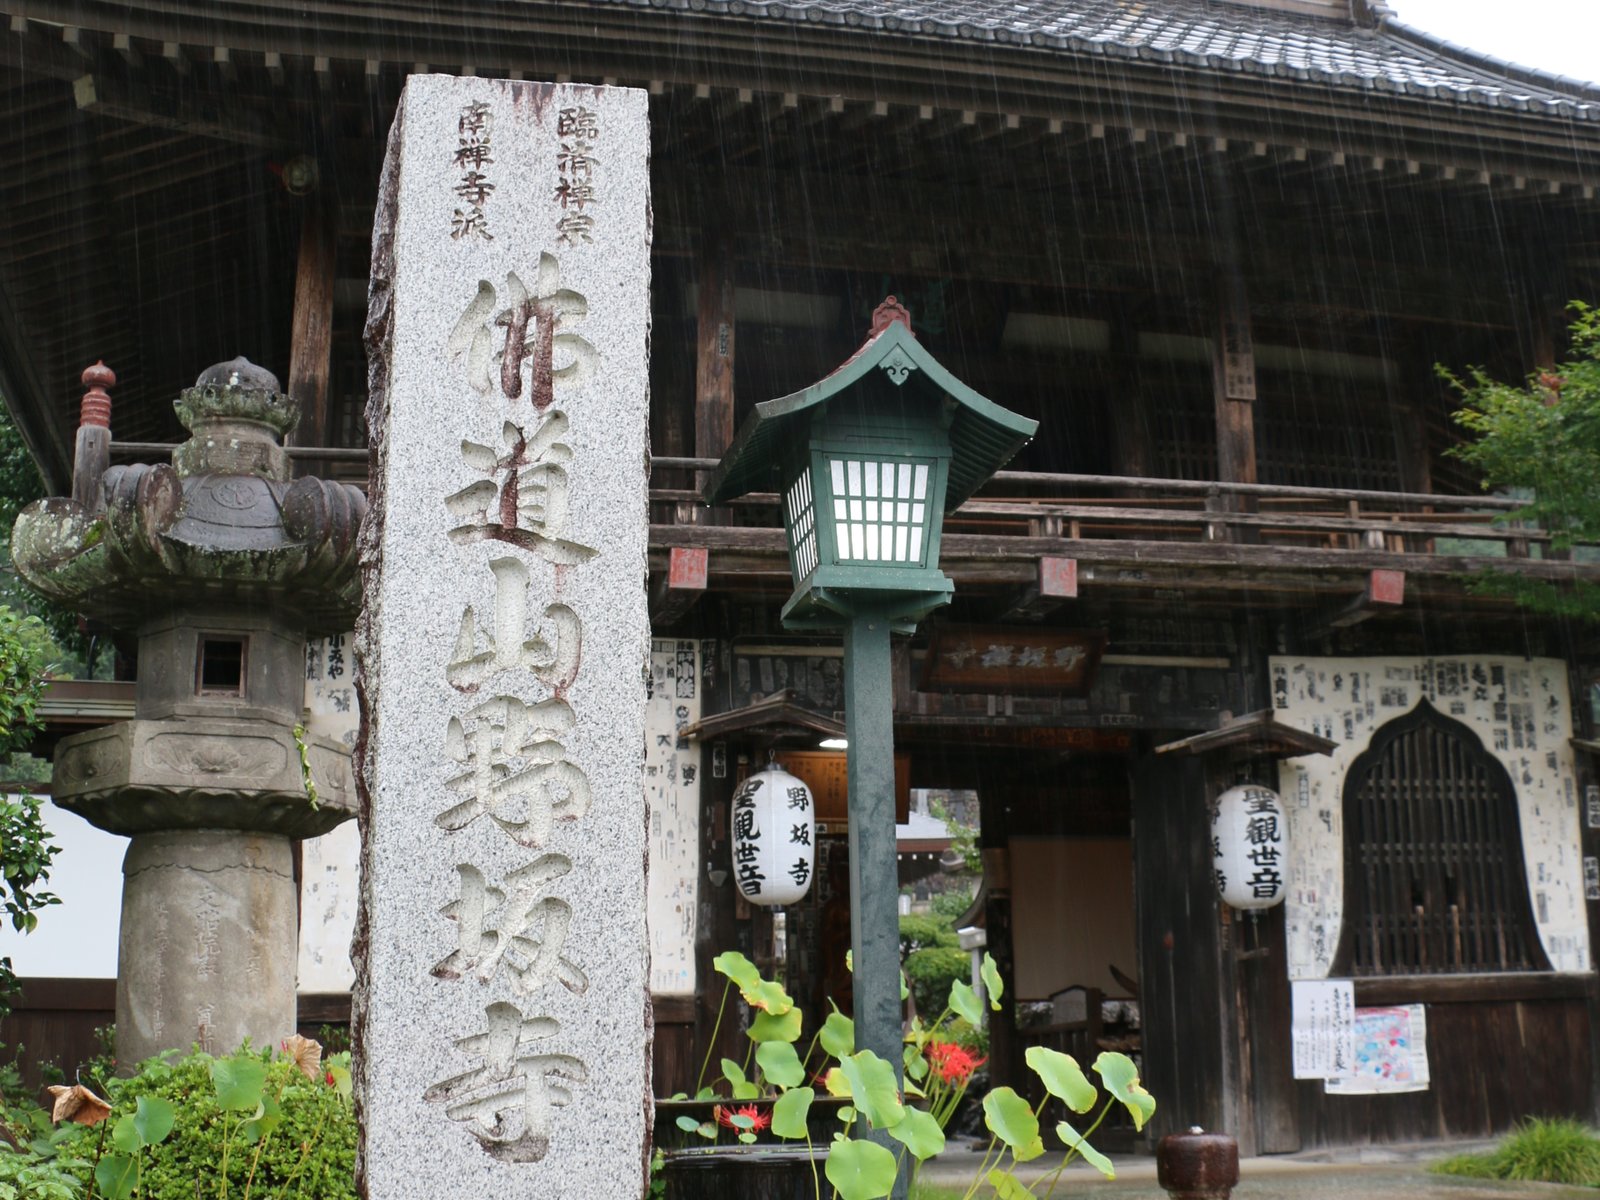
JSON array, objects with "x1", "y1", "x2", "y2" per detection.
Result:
[{"x1": 591, "y1": 0, "x2": 1600, "y2": 120}]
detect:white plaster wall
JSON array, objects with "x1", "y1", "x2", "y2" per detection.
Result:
[
  {"x1": 646, "y1": 640, "x2": 704, "y2": 995},
  {"x1": 0, "y1": 797, "x2": 124, "y2": 977},
  {"x1": 1273, "y1": 655, "x2": 1589, "y2": 979},
  {"x1": 297, "y1": 633, "x2": 361, "y2": 992}
]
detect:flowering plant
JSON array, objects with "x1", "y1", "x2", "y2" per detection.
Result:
[{"x1": 664, "y1": 949, "x2": 1154, "y2": 1200}]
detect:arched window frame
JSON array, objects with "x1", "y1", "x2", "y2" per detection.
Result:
[{"x1": 1332, "y1": 699, "x2": 1551, "y2": 977}]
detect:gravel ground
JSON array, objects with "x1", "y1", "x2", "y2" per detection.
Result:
[{"x1": 913, "y1": 1139, "x2": 1597, "y2": 1199}]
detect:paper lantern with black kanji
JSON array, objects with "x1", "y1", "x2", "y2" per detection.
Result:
[
  {"x1": 731, "y1": 764, "x2": 815, "y2": 906},
  {"x1": 1213, "y1": 783, "x2": 1288, "y2": 911}
]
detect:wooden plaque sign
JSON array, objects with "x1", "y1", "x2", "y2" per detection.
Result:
[{"x1": 919, "y1": 625, "x2": 1107, "y2": 695}]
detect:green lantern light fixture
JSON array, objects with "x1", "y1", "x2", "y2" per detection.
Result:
[{"x1": 705, "y1": 296, "x2": 1038, "y2": 631}]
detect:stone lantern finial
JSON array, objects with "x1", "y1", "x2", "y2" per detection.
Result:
[
  {"x1": 172, "y1": 356, "x2": 300, "y2": 481},
  {"x1": 79, "y1": 361, "x2": 114, "y2": 428},
  {"x1": 71, "y1": 360, "x2": 115, "y2": 510}
]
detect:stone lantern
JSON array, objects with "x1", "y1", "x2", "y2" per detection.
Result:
[{"x1": 11, "y1": 358, "x2": 364, "y2": 1066}]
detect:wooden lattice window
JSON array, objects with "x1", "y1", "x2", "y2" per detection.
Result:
[{"x1": 1332, "y1": 700, "x2": 1551, "y2": 977}]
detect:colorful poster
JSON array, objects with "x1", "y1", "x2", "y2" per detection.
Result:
[{"x1": 1323, "y1": 1004, "x2": 1430, "y2": 1095}]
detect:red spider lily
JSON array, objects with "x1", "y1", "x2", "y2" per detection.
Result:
[
  {"x1": 924, "y1": 1040, "x2": 986, "y2": 1085},
  {"x1": 714, "y1": 1103, "x2": 772, "y2": 1131}
]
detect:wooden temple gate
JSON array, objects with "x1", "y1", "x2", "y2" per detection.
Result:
[{"x1": 3, "y1": 0, "x2": 1600, "y2": 1156}]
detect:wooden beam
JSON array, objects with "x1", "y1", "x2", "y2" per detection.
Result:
[
  {"x1": 69, "y1": 71, "x2": 286, "y2": 148},
  {"x1": 287, "y1": 197, "x2": 336, "y2": 455},
  {"x1": 693, "y1": 228, "x2": 736, "y2": 502}
]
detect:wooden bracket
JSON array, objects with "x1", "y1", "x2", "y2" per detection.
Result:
[
  {"x1": 998, "y1": 556, "x2": 1077, "y2": 622},
  {"x1": 1305, "y1": 568, "x2": 1405, "y2": 638},
  {"x1": 649, "y1": 546, "x2": 707, "y2": 625}
]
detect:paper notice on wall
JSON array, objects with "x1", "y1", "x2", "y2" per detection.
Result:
[
  {"x1": 1324, "y1": 1004, "x2": 1430, "y2": 1095},
  {"x1": 1291, "y1": 978, "x2": 1355, "y2": 1079}
]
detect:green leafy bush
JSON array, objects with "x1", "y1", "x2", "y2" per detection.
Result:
[
  {"x1": 0, "y1": 605, "x2": 59, "y2": 1014},
  {"x1": 0, "y1": 1040, "x2": 356, "y2": 1200},
  {"x1": 927, "y1": 887, "x2": 975, "y2": 926},
  {"x1": 1433, "y1": 1117, "x2": 1600, "y2": 1186},
  {"x1": 897, "y1": 915, "x2": 958, "y2": 957},
  {"x1": 902, "y1": 947, "x2": 969, "y2": 1026}
]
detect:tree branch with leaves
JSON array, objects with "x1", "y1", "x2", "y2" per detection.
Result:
[
  {"x1": 0, "y1": 605, "x2": 59, "y2": 1016},
  {"x1": 1448, "y1": 302, "x2": 1600, "y2": 618}
]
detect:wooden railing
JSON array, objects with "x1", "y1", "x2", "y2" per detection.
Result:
[
  {"x1": 107, "y1": 443, "x2": 1590, "y2": 564},
  {"x1": 649, "y1": 456, "x2": 1570, "y2": 560}
]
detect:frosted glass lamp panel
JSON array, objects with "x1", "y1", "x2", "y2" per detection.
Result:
[
  {"x1": 784, "y1": 469, "x2": 819, "y2": 583},
  {"x1": 825, "y1": 455, "x2": 936, "y2": 566}
]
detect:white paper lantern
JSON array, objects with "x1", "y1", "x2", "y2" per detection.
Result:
[
  {"x1": 1213, "y1": 783, "x2": 1288, "y2": 911},
  {"x1": 731, "y1": 764, "x2": 815, "y2": 906}
]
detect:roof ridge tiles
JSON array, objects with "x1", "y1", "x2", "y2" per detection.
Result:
[{"x1": 574, "y1": 0, "x2": 1598, "y2": 119}]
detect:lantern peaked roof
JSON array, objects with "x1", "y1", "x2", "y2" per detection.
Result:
[{"x1": 703, "y1": 298, "x2": 1039, "y2": 509}]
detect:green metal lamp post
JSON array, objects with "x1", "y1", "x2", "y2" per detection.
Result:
[{"x1": 706, "y1": 298, "x2": 1037, "y2": 1193}]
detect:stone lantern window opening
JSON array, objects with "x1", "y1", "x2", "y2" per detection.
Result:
[{"x1": 196, "y1": 636, "x2": 248, "y2": 697}]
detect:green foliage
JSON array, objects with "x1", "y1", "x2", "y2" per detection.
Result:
[
  {"x1": 928, "y1": 887, "x2": 976, "y2": 926},
  {"x1": 1448, "y1": 302, "x2": 1600, "y2": 618},
  {"x1": 1024, "y1": 1046, "x2": 1095, "y2": 1114},
  {"x1": 0, "y1": 1151, "x2": 81, "y2": 1200},
  {"x1": 0, "y1": 1043, "x2": 356, "y2": 1200},
  {"x1": 903, "y1": 947, "x2": 968, "y2": 1021},
  {"x1": 1093, "y1": 1050, "x2": 1156, "y2": 1132},
  {"x1": 923, "y1": 795, "x2": 981, "y2": 877},
  {"x1": 1433, "y1": 1117, "x2": 1600, "y2": 1186},
  {"x1": 824, "y1": 1135, "x2": 898, "y2": 1200},
  {"x1": 0, "y1": 607, "x2": 48, "y2": 759},
  {"x1": 982, "y1": 1087, "x2": 1043, "y2": 1163},
  {"x1": 676, "y1": 945, "x2": 1148, "y2": 1199},
  {"x1": 0, "y1": 606, "x2": 59, "y2": 1015},
  {"x1": 314, "y1": 1024, "x2": 350, "y2": 1056},
  {"x1": 897, "y1": 915, "x2": 959, "y2": 957},
  {"x1": 0, "y1": 405, "x2": 88, "y2": 659}
]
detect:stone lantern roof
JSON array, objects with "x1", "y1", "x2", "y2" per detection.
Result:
[{"x1": 11, "y1": 357, "x2": 365, "y2": 633}]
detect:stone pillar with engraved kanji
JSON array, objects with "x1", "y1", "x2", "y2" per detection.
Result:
[{"x1": 356, "y1": 76, "x2": 652, "y2": 1199}]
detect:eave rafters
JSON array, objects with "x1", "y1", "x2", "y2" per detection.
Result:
[{"x1": 5, "y1": 1, "x2": 1599, "y2": 185}]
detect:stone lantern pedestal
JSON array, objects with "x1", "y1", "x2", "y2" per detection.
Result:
[{"x1": 12, "y1": 359, "x2": 364, "y2": 1065}]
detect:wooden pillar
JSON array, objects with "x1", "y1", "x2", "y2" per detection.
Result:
[
  {"x1": 1566, "y1": 664, "x2": 1600, "y2": 1122},
  {"x1": 1132, "y1": 749, "x2": 1231, "y2": 1143},
  {"x1": 694, "y1": 230, "x2": 736, "y2": 507},
  {"x1": 979, "y1": 799, "x2": 1019, "y2": 1092},
  {"x1": 1395, "y1": 358, "x2": 1437, "y2": 561},
  {"x1": 1225, "y1": 769, "x2": 1299, "y2": 1156},
  {"x1": 1211, "y1": 269, "x2": 1257, "y2": 487},
  {"x1": 1107, "y1": 304, "x2": 1153, "y2": 481},
  {"x1": 287, "y1": 197, "x2": 336, "y2": 458}
]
